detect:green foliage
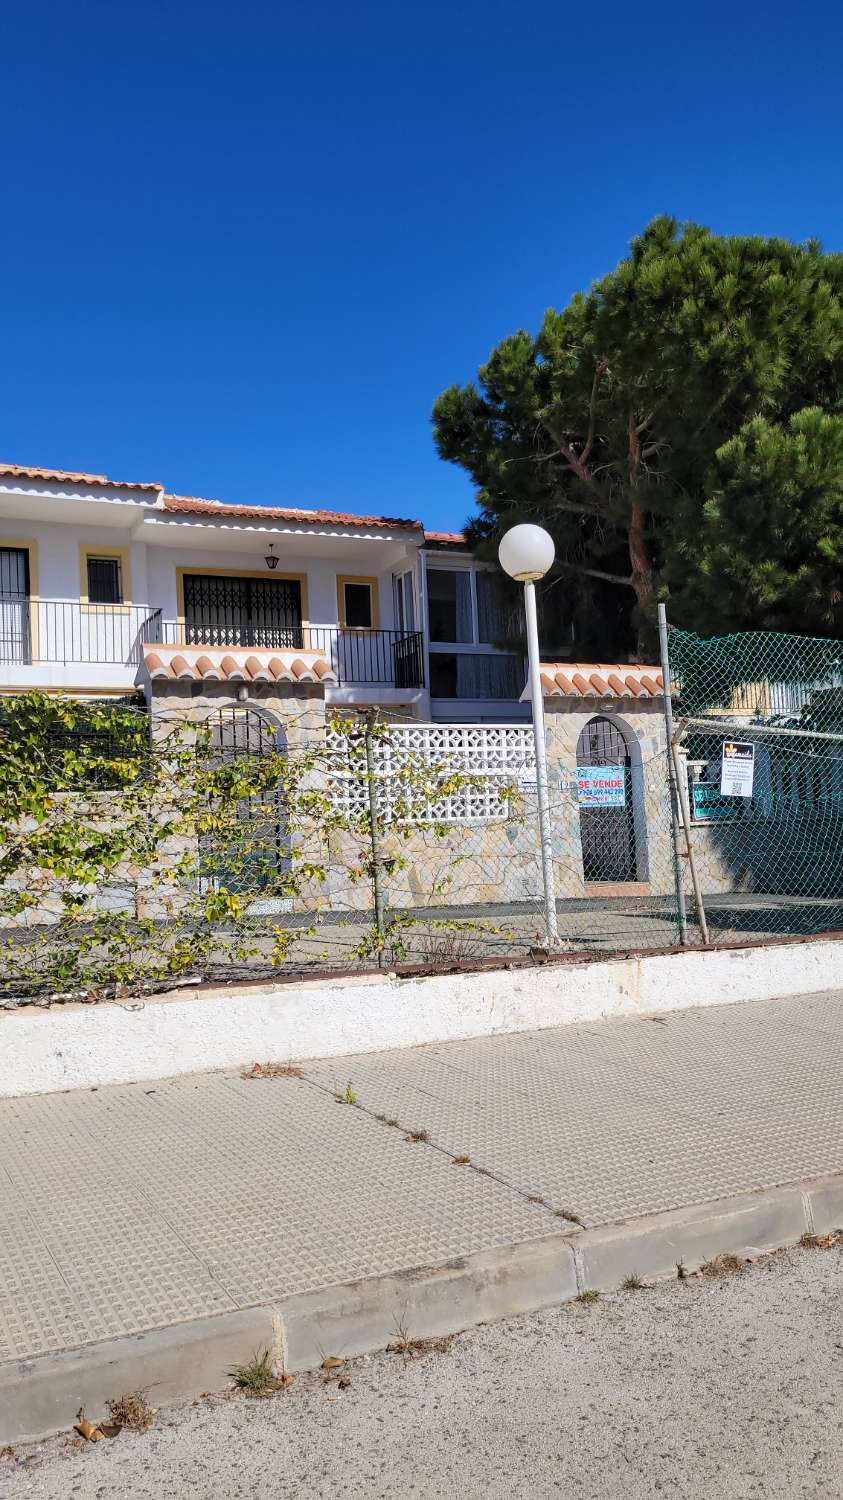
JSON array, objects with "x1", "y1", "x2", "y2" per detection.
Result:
[
  {"x1": 433, "y1": 217, "x2": 843, "y2": 651},
  {"x1": 684, "y1": 409, "x2": 843, "y2": 635},
  {"x1": 227, "y1": 1349, "x2": 276, "y2": 1392},
  {"x1": 0, "y1": 694, "x2": 336, "y2": 1000},
  {"x1": 0, "y1": 698, "x2": 497, "y2": 1001}
]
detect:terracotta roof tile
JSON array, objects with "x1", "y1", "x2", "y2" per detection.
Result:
[
  {"x1": 523, "y1": 662, "x2": 667, "y2": 701},
  {"x1": 163, "y1": 493, "x2": 422, "y2": 532},
  {"x1": 1, "y1": 461, "x2": 424, "y2": 530},
  {"x1": 143, "y1": 644, "x2": 337, "y2": 686},
  {"x1": 0, "y1": 462, "x2": 163, "y2": 492},
  {"x1": 423, "y1": 530, "x2": 468, "y2": 548}
]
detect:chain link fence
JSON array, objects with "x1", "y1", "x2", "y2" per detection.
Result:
[
  {"x1": 667, "y1": 624, "x2": 843, "y2": 946},
  {"x1": 2, "y1": 620, "x2": 843, "y2": 1003}
]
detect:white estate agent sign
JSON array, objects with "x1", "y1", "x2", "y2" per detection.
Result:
[
  {"x1": 575, "y1": 765, "x2": 626, "y2": 808},
  {"x1": 720, "y1": 739, "x2": 755, "y2": 798}
]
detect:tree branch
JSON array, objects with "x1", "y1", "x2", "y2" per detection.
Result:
[
  {"x1": 551, "y1": 495, "x2": 608, "y2": 519},
  {"x1": 580, "y1": 359, "x2": 609, "y2": 466},
  {"x1": 555, "y1": 558, "x2": 636, "y2": 588},
  {"x1": 537, "y1": 411, "x2": 611, "y2": 512}
]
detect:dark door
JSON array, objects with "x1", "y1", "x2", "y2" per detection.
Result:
[
  {"x1": 183, "y1": 574, "x2": 303, "y2": 649},
  {"x1": 576, "y1": 716, "x2": 637, "y2": 882},
  {"x1": 0, "y1": 547, "x2": 31, "y2": 662}
]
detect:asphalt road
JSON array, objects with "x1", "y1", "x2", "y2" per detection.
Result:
[{"x1": 5, "y1": 1242, "x2": 843, "y2": 1499}]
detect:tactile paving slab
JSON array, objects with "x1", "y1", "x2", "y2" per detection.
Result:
[
  {"x1": 0, "y1": 1069, "x2": 556, "y2": 1362},
  {"x1": 3, "y1": 988, "x2": 842, "y2": 1366},
  {"x1": 304, "y1": 988, "x2": 843, "y2": 1227}
]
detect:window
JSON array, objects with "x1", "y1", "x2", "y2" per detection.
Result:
[
  {"x1": 427, "y1": 569, "x2": 472, "y2": 642},
  {"x1": 86, "y1": 556, "x2": 123, "y2": 605},
  {"x1": 344, "y1": 583, "x2": 373, "y2": 629},
  {"x1": 337, "y1": 576, "x2": 378, "y2": 629},
  {"x1": 393, "y1": 571, "x2": 416, "y2": 632},
  {"x1": 476, "y1": 571, "x2": 512, "y2": 644}
]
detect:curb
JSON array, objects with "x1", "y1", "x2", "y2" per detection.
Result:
[{"x1": 3, "y1": 1171, "x2": 842, "y2": 1445}]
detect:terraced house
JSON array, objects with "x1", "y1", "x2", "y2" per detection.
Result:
[
  {"x1": 0, "y1": 461, "x2": 687, "y2": 900},
  {"x1": 0, "y1": 461, "x2": 528, "y2": 723}
]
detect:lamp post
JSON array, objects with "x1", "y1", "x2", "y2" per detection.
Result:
[{"x1": 498, "y1": 524, "x2": 559, "y2": 947}]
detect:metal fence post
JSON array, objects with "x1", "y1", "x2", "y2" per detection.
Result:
[
  {"x1": 524, "y1": 579, "x2": 560, "y2": 947},
  {"x1": 657, "y1": 602, "x2": 689, "y2": 946},
  {"x1": 362, "y1": 709, "x2": 387, "y2": 962}
]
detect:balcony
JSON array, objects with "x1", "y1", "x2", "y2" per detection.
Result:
[
  {"x1": 157, "y1": 622, "x2": 425, "y2": 690},
  {"x1": 0, "y1": 597, "x2": 162, "y2": 667}
]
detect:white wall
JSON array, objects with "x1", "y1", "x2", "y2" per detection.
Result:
[
  {"x1": 0, "y1": 517, "x2": 150, "y2": 605},
  {"x1": 0, "y1": 508, "x2": 427, "y2": 696},
  {"x1": 4, "y1": 938, "x2": 840, "y2": 1096},
  {"x1": 0, "y1": 512, "x2": 422, "y2": 633},
  {"x1": 144, "y1": 543, "x2": 408, "y2": 629}
]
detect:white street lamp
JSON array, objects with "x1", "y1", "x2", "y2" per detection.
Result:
[{"x1": 499, "y1": 525, "x2": 559, "y2": 946}]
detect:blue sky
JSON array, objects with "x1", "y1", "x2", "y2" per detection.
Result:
[{"x1": 3, "y1": 0, "x2": 843, "y2": 530}]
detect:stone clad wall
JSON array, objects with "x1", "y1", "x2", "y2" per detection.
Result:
[
  {"x1": 3, "y1": 684, "x2": 716, "y2": 931},
  {"x1": 148, "y1": 679, "x2": 327, "y2": 753},
  {"x1": 322, "y1": 700, "x2": 681, "y2": 913},
  {"x1": 0, "y1": 682, "x2": 330, "y2": 930}
]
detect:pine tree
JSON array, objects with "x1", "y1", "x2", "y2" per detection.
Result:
[{"x1": 432, "y1": 218, "x2": 843, "y2": 653}]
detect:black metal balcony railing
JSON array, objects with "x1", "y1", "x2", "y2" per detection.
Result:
[
  {"x1": 158, "y1": 622, "x2": 425, "y2": 689},
  {"x1": 0, "y1": 597, "x2": 162, "y2": 667}
]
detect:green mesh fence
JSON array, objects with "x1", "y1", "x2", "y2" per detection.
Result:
[{"x1": 667, "y1": 625, "x2": 843, "y2": 945}]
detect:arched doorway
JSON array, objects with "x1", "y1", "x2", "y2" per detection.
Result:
[
  {"x1": 576, "y1": 716, "x2": 638, "y2": 883},
  {"x1": 199, "y1": 706, "x2": 286, "y2": 897}
]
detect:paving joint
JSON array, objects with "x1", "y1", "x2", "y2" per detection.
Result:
[
  {"x1": 287, "y1": 1065, "x2": 584, "y2": 1230},
  {"x1": 4, "y1": 990, "x2": 843, "y2": 1444}
]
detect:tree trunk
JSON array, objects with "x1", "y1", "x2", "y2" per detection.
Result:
[
  {"x1": 626, "y1": 411, "x2": 658, "y2": 658},
  {"x1": 628, "y1": 499, "x2": 656, "y2": 658}
]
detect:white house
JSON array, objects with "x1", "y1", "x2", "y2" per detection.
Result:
[{"x1": 0, "y1": 462, "x2": 528, "y2": 721}]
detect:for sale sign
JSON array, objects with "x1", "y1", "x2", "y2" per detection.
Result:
[
  {"x1": 575, "y1": 765, "x2": 626, "y2": 808},
  {"x1": 719, "y1": 740, "x2": 755, "y2": 798}
]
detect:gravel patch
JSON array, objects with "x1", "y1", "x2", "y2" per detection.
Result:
[{"x1": 4, "y1": 1242, "x2": 843, "y2": 1499}]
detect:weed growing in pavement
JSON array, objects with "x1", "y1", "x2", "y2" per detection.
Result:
[
  {"x1": 228, "y1": 1349, "x2": 277, "y2": 1393},
  {"x1": 799, "y1": 1229, "x2": 842, "y2": 1249},
  {"x1": 106, "y1": 1390, "x2": 156, "y2": 1431},
  {"x1": 575, "y1": 1290, "x2": 600, "y2": 1305},
  {"x1": 700, "y1": 1253, "x2": 744, "y2": 1277},
  {"x1": 241, "y1": 1061, "x2": 303, "y2": 1080},
  {"x1": 405, "y1": 1128, "x2": 430, "y2": 1143},
  {"x1": 343, "y1": 1081, "x2": 357, "y2": 1105},
  {"x1": 620, "y1": 1273, "x2": 648, "y2": 1291},
  {"x1": 452, "y1": 1155, "x2": 471, "y2": 1165},
  {"x1": 388, "y1": 1316, "x2": 455, "y2": 1361}
]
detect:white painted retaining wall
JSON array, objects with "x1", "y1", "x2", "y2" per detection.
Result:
[{"x1": 2, "y1": 939, "x2": 841, "y2": 1098}]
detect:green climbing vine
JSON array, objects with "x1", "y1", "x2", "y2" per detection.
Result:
[{"x1": 0, "y1": 696, "x2": 513, "y2": 1004}]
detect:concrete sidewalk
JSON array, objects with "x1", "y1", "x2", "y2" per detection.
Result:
[{"x1": 2, "y1": 988, "x2": 843, "y2": 1440}]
